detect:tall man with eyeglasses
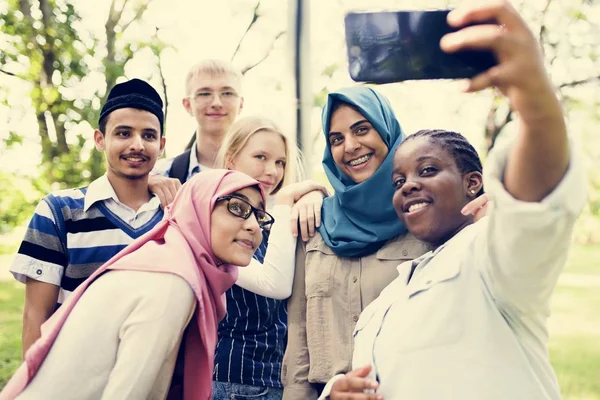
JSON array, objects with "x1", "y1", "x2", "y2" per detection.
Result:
[{"x1": 150, "y1": 60, "x2": 244, "y2": 203}]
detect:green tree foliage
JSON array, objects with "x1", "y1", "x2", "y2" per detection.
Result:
[
  {"x1": 0, "y1": 0, "x2": 166, "y2": 191},
  {"x1": 0, "y1": 172, "x2": 41, "y2": 234},
  {"x1": 484, "y1": 0, "x2": 600, "y2": 150}
]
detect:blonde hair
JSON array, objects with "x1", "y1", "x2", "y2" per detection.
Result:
[
  {"x1": 184, "y1": 59, "x2": 243, "y2": 95},
  {"x1": 216, "y1": 116, "x2": 305, "y2": 195}
]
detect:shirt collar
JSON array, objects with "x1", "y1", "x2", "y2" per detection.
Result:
[
  {"x1": 396, "y1": 223, "x2": 479, "y2": 275},
  {"x1": 188, "y1": 138, "x2": 201, "y2": 178},
  {"x1": 84, "y1": 174, "x2": 161, "y2": 213},
  {"x1": 84, "y1": 174, "x2": 119, "y2": 212}
]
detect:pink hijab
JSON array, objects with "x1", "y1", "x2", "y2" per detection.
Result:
[{"x1": 0, "y1": 169, "x2": 264, "y2": 400}]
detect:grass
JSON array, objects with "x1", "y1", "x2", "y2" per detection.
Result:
[
  {"x1": 564, "y1": 244, "x2": 600, "y2": 276},
  {"x1": 1, "y1": 244, "x2": 599, "y2": 397},
  {"x1": 548, "y1": 281, "x2": 600, "y2": 399},
  {"x1": 0, "y1": 281, "x2": 24, "y2": 388}
]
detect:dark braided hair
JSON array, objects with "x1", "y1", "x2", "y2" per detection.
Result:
[{"x1": 401, "y1": 129, "x2": 484, "y2": 195}]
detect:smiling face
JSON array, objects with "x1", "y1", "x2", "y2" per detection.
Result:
[
  {"x1": 210, "y1": 187, "x2": 264, "y2": 266},
  {"x1": 328, "y1": 104, "x2": 389, "y2": 183},
  {"x1": 94, "y1": 108, "x2": 165, "y2": 181},
  {"x1": 391, "y1": 136, "x2": 483, "y2": 247},
  {"x1": 182, "y1": 72, "x2": 244, "y2": 137},
  {"x1": 226, "y1": 130, "x2": 287, "y2": 196}
]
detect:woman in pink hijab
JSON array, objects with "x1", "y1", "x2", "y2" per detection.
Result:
[{"x1": 1, "y1": 169, "x2": 271, "y2": 400}]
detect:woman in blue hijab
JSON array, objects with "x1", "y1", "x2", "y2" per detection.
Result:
[
  {"x1": 282, "y1": 86, "x2": 432, "y2": 399},
  {"x1": 319, "y1": 86, "x2": 408, "y2": 257}
]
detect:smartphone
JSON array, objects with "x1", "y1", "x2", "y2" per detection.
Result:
[{"x1": 344, "y1": 10, "x2": 498, "y2": 83}]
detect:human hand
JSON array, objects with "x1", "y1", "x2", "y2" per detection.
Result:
[
  {"x1": 441, "y1": 0, "x2": 556, "y2": 119},
  {"x1": 275, "y1": 180, "x2": 329, "y2": 207},
  {"x1": 330, "y1": 365, "x2": 382, "y2": 400},
  {"x1": 461, "y1": 193, "x2": 491, "y2": 222},
  {"x1": 291, "y1": 191, "x2": 325, "y2": 241},
  {"x1": 148, "y1": 174, "x2": 182, "y2": 209}
]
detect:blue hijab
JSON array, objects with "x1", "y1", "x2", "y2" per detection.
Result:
[{"x1": 317, "y1": 86, "x2": 407, "y2": 257}]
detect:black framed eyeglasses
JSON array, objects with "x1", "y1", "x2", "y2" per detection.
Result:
[{"x1": 216, "y1": 195, "x2": 275, "y2": 230}]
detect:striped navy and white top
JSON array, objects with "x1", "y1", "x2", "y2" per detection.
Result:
[
  {"x1": 10, "y1": 175, "x2": 163, "y2": 307},
  {"x1": 214, "y1": 231, "x2": 288, "y2": 388}
]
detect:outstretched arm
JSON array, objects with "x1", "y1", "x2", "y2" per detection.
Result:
[
  {"x1": 443, "y1": 0, "x2": 569, "y2": 201},
  {"x1": 444, "y1": 0, "x2": 586, "y2": 313}
]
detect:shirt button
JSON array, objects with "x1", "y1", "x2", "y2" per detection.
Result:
[
  {"x1": 402, "y1": 249, "x2": 408, "y2": 256},
  {"x1": 352, "y1": 277, "x2": 358, "y2": 283},
  {"x1": 353, "y1": 316, "x2": 359, "y2": 322}
]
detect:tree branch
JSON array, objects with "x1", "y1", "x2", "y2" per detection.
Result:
[
  {"x1": 558, "y1": 75, "x2": 600, "y2": 89},
  {"x1": 538, "y1": 0, "x2": 553, "y2": 56},
  {"x1": 0, "y1": 68, "x2": 27, "y2": 80},
  {"x1": 241, "y1": 30, "x2": 285, "y2": 75},
  {"x1": 38, "y1": 0, "x2": 56, "y2": 89},
  {"x1": 18, "y1": 0, "x2": 32, "y2": 19},
  {"x1": 231, "y1": 0, "x2": 261, "y2": 61},
  {"x1": 121, "y1": 1, "x2": 150, "y2": 33},
  {"x1": 153, "y1": 28, "x2": 169, "y2": 130},
  {"x1": 113, "y1": 0, "x2": 130, "y2": 27},
  {"x1": 106, "y1": 0, "x2": 119, "y2": 29}
]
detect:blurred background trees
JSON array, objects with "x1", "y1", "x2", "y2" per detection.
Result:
[{"x1": 1, "y1": 0, "x2": 599, "y2": 241}]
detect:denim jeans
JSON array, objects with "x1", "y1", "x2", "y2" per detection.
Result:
[{"x1": 212, "y1": 381, "x2": 283, "y2": 400}]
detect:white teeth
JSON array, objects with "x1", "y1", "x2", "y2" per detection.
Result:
[
  {"x1": 408, "y1": 202, "x2": 429, "y2": 213},
  {"x1": 125, "y1": 157, "x2": 143, "y2": 161},
  {"x1": 348, "y1": 154, "x2": 371, "y2": 166}
]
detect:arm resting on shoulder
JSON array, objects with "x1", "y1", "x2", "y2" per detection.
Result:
[{"x1": 236, "y1": 205, "x2": 296, "y2": 299}]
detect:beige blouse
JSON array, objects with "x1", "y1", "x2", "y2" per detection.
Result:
[{"x1": 282, "y1": 232, "x2": 431, "y2": 399}]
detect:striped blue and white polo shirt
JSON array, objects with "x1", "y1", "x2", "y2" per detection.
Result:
[{"x1": 10, "y1": 175, "x2": 163, "y2": 306}]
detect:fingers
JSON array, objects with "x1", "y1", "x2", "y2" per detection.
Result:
[
  {"x1": 473, "y1": 201, "x2": 489, "y2": 222},
  {"x1": 316, "y1": 184, "x2": 331, "y2": 197},
  {"x1": 331, "y1": 392, "x2": 382, "y2": 400},
  {"x1": 295, "y1": 201, "x2": 323, "y2": 241},
  {"x1": 441, "y1": 23, "x2": 542, "y2": 93},
  {"x1": 157, "y1": 188, "x2": 172, "y2": 209},
  {"x1": 313, "y1": 202, "x2": 322, "y2": 229},
  {"x1": 447, "y1": 0, "x2": 524, "y2": 32},
  {"x1": 298, "y1": 204, "x2": 310, "y2": 242},
  {"x1": 305, "y1": 204, "x2": 316, "y2": 238},
  {"x1": 166, "y1": 180, "x2": 181, "y2": 204},
  {"x1": 148, "y1": 175, "x2": 181, "y2": 209},
  {"x1": 296, "y1": 183, "x2": 329, "y2": 201},
  {"x1": 461, "y1": 193, "x2": 490, "y2": 216},
  {"x1": 347, "y1": 364, "x2": 372, "y2": 378},
  {"x1": 290, "y1": 205, "x2": 300, "y2": 238},
  {"x1": 330, "y1": 365, "x2": 381, "y2": 399},
  {"x1": 331, "y1": 377, "x2": 380, "y2": 398},
  {"x1": 440, "y1": 24, "x2": 514, "y2": 56},
  {"x1": 463, "y1": 64, "x2": 509, "y2": 92}
]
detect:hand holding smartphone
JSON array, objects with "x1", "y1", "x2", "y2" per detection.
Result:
[{"x1": 344, "y1": 10, "x2": 498, "y2": 83}]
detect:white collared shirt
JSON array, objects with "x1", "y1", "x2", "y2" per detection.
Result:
[
  {"x1": 84, "y1": 174, "x2": 161, "y2": 228},
  {"x1": 153, "y1": 139, "x2": 212, "y2": 181},
  {"x1": 320, "y1": 139, "x2": 587, "y2": 400}
]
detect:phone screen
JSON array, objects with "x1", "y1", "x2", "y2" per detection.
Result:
[{"x1": 344, "y1": 10, "x2": 497, "y2": 83}]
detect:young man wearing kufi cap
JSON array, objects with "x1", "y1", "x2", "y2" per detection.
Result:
[{"x1": 10, "y1": 78, "x2": 167, "y2": 354}]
